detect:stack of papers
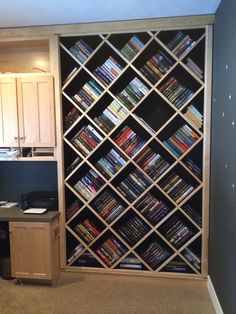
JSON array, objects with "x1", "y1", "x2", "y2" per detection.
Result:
[{"x1": 23, "y1": 208, "x2": 47, "y2": 214}]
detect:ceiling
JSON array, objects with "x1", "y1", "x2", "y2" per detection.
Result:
[{"x1": 0, "y1": 0, "x2": 221, "y2": 29}]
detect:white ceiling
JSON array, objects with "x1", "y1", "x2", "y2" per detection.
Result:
[{"x1": 0, "y1": 0, "x2": 221, "y2": 29}]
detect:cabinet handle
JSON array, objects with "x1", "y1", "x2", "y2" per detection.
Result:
[
  {"x1": 14, "y1": 137, "x2": 18, "y2": 140},
  {"x1": 9, "y1": 230, "x2": 12, "y2": 233}
]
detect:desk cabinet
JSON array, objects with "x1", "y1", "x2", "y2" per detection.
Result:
[{"x1": 9, "y1": 219, "x2": 59, "y2": 281}]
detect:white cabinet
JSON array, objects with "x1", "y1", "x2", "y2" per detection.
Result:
[{"x1": 0, "y1": 75, "x2": 55, "y2": 148}]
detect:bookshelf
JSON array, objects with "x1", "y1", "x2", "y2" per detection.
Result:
[{"x1": 60, "y1": 25, "x2": 212, "y2": 277}]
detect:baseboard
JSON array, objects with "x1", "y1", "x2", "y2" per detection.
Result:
[{"x1": 207, "y1": 276, "x2": 224, "y2": 314}]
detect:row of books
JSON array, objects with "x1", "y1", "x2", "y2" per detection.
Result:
[
  {"x1": 186, "y1": 57, "x2": 203, "y2": 79},
  {"x1": 93, "y1": 56, "x2": 123, "y2": 87},
  {"x1": 65, "y1": 156, "x2": 82, "y2": 176},
  {"x1": 184, "y1": 104, "x2": 203, "y2": 130},
  {"x1": 69, "y1": 38, "x2": 93, "y2": 64},
  {"x1": 96, "y1": 236, "x2": 127, "y2": 267},
  {"x1": 66, "y1": 199, "x2": 81, "y2": 220},
  {"x1": 95, "y1": 148, "x2": 127, "y2": 179},
  {"x1": 94, "y1": 99, "x2": 128, "y2": 134},
  {"x1": 71, "y1": 124, "x2": 103, "y2": 156},
  {"x1": 135, "y1": 146, "x2": 170, "y2": 180},
  {"x1": 182, "y1": 247, "x2": 201, "y2": 270},
  {"x1": 119, "y1": 255, "x2": 143, "y2": 270},
  {"x1": 135, "y1": 192, "x2": 171, "y2": 225},
  {"x1": 167, "y1": 31, "x2": 196, "y2": 58},
  {"x1": 92, "y1": 190, "x2": 126, "y2": 223},
  {"x1": 74, "y1": 169, "x2": 104, "y2": 201},
  {"x1": 64, "y1": 106, "x2": 80, "y2": 130},
  {"x1": 140, "y1": 240, "x2": 171, "y2": 269},
  {"x1": 184, "y1": 157, "x2": 202, "y2": 179},
  {"x1": 159, "y1": 76, "x2": 194, "y2": 109},
  {"x1": 140, "y1": 50, "x2": 173, "y2": 84},
  {"x1": 163, "y1": 124, "x2": 200, "y2": 158},
  {"x1": 160, "y1": 172, "x2": 194, "y2": 204},
  {"x1": 67, "y1": 243, "x2": 84, "y2": 264},
  {"x1": 120, "y1": 34, "x2": 144, "y2": 61},
  {"x1": 117, "y1": 168, "x2": 151, "y2": 202},
  {"x1": 75, "y1": 218, "x2": 101, "y2": 244},
  {"x1": 117, "y1": 215, "x2": 149, "y2": 246},
  {"x1": 114, "y1": 125, "x2": 146, "y2": 157},
  {"x1": 73, "y1": 79, "x2": 103, "y2": 111},
  {"x1": 183, "y1": 204, "x2": 202, "y2": 227},
  {"x1": 116, "y1": 77, "x2": 149, "y2": 110},
  {"x1": 160, "y1": 215, "x2": 194, "y2": 248}
]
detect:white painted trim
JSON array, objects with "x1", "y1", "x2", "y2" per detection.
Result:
[{"x1": 207, "y1": 276, "x2": 224, "y2": 314}]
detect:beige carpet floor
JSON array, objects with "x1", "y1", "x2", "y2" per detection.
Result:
[{"x1": 0, "y1": 272, "x2": 215, "y2": 314}]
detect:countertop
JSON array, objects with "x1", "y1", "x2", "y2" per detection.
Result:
[{"x1": 0, "y1": 205, "x2": 59, "y2": 222}]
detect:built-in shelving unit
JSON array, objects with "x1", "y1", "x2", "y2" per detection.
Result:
[{"x1": 59, "y1": 25, "x2": 211, "y2": 277}]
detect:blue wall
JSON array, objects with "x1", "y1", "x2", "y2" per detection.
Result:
[{"x1": 210, "y1": 0, "x2": 236, "y2": 313}]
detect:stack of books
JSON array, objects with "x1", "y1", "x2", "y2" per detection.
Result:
[
  {"x1": 140, "y1": 240, "x2": 171, "y2": 269},
  {"x1": 64, "y1": 107, "x2": 80, "y2": 130},
  {"x1": 133, "y1": 114, "x2": 156, "y2": 134},
  {"x1": 67, "y1": 243, "x2": 84, "y2": 264},
  {"x1": 72, "y1": 79, "x2": 103, "y2": 111},
  {"x1": 167, "y1": 31, "x2": 196, "y2": 58},
  {"x1": 160, "y1": 172, "x2": 194, "y2": 204},
  {"x1": 184, "y1": 157, "x2": 202, "y2": 179},
  {"x1": 163, "y1": 124, "x2": 200, "y2": 158},
  {"x1": 159, "y1": 76, "x2": 194, "y2": 109},
  {"x1": 33, "y1": 147, "x2": 54, "y2": 157},
  {"x1": 95, "y1": 148, "x2": 127, "y2": 179},
  {"x1": 135, "y1": 146, "x2": 170, "y2": 180},
  {"x1": 69, "y1": 38, "x2": 93, "y2": 63},
  {"x1": 135, "y1": 192, "x2": 171, "y2": 225},
  {"x1": 114, "y1": 125, "x2": 146, "y2": 157},
  {"x1": 96, "y1": 237, "x2": 127, "y2": 267},
  {"x1": 184, "y1": 104, "x2": 203, "y2": 130},
  {"x1": 93, "y1": 56, "x2": 123, "y2": 87},
  {"x1": 183, "y1": 247, "x2": 201, "y2": 270},
  {"x1": 117, "y1": 168, "x2": 151, "y2": 202},
  {"x1": 92, "y1": 190, "x2": 125, "y2": 223},
  {"x1": 71, "y1": 124, "x2": 103, "y2": 156},
  {"x1": 160, "y1": 215, "x2": 194, "y2": 248},
  {"x1": 75, "y1": 218, "x2": 100, "y2": 244},
  {"x1": 182, "y1": 204, "x2": 202, "y2": 227},
  {"x1": 74, "y1": 169, "x2": 104, "y2": 201},
  {"x1": 116, "y1": 77, "x2": 149, "y2": 110},
  {"x1": 66, "y1": 199, "x2": 81, "y2": 220},
  {"x1": 119, "y1": 255, "x2": 143, "y2": 270},
  {"x1": 117, "y1": 215, "x2": 149, "y2": 246},
  {"x1": 163, "y1": 259, "x2": 191, "y2": 273},
  {"x1": 140, "y1": 50, "x2": 173, "y2": 84},
  {"x1": 186, "y1": 58, "x2": 203, "y2": 79},
  {"x1": 76, "y1": 251, "x2": 100, "y2": 267},
  {"x1": 94, "y1": 99, "x2": 128, "y2": 134},
  {"x1": 65, "y1": 156, "x2": 81, "y2": 176},
  {"x1": 120, "y1": 35, "x2": 144, "y2": 61}
]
